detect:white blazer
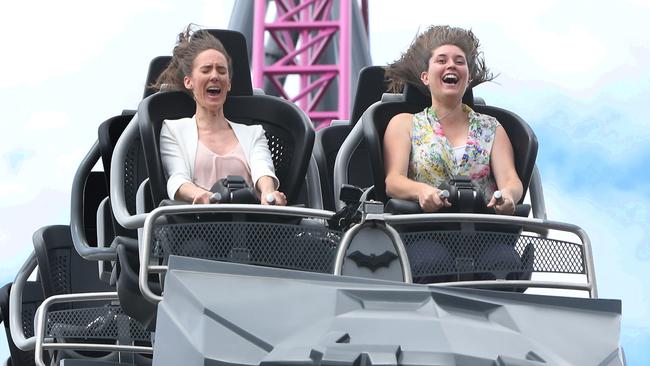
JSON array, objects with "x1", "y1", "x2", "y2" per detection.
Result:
[{"x1": 160, "y1": 116, "x2": 279, "y2": 199}]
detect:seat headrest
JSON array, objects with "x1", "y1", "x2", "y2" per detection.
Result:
[
  {"x1": 206, "y1": 29, "x2": 253, "y2": 97},
  {"x1": 350, "y1": 66, "x2": 389, "y2": 125},
  {"x1": 143, "y1": 56, "x2": 172, "y2": 99}
]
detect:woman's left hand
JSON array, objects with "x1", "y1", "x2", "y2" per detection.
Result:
[
  {"x1": 261, "y1": 190, "x2": 287, "y2": 206},
  {"x1": 487, "y1": 191, "x2": 516, "y2": 215}
]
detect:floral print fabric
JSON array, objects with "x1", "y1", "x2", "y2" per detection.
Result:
[{"x1": 408, "y1": 105, "x2": 498, "y2": 203}]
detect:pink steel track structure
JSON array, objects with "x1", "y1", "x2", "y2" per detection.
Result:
[{"x1": 252, "y1": 0, "x2": 352, "y2": 128}]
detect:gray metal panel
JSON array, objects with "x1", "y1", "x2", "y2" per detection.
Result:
[{"x1": 152, "y1": 257, "x2": 623, "y2": 366}]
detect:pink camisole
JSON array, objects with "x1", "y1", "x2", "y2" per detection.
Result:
[{"x1": 192, "y1": 141, "x2": 253, "y2": 190}]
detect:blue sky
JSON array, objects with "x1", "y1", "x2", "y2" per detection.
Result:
[{"x1": 1, "y1": 0, "x2": 648, "y2": 364}]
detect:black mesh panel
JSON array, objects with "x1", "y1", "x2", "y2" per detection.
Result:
[
  {"x1": 265, "y1": 132, "x2": 293, "y2": 188},
  {"x1": 123, "y1": 137, "x2": 142, "y2": 215},
  {"x1": 22, "y1": 302, "x2": 38, "y2": 338},
  {"x1": 46, "y1": 304, "x2": 150, "y2": 342},
  {"x1": 401, "y1": 230, "x2": 584, "y2": 280},
  {"x1": 50, "y1": 249, "x2": 71, "y2": 295},
  {"x1": 152, "y1": 222, "x2": 341, "y2": 273}
]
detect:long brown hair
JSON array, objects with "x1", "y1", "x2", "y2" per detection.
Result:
[
  {"x1": 153, "y1": 24, "x2": 232, "y2": 94},
  {"x1": 385, "y1": 25, "x2": 494, "y2": 96}
]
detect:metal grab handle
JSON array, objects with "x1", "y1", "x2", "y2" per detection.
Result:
[
  {"x1": 9, "y1": 252, "x2": 38, "y2": 351},
  {"x1": 69, "y1": 141, "x2": 117, "y2": 261}
]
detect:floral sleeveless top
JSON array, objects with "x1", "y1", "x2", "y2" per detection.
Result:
[{"x1": 408, "y1": 105, "x2": 499, "y2": 203}]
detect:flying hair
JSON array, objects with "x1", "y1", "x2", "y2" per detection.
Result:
[
  {"x1": 384, "y1": 25, "x2": 495, "y2": 96},
  {"x1": 152, "y1": 24, "x2": 232, "y2": 94}
]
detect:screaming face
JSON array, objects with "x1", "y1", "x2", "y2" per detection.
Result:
[{"x1": 184, "y1": 49, "x2": 231, "y2": 111}]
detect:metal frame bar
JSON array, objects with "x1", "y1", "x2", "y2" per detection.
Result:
[
  {"x1": 306, "y1": 154, "x2": 324, "y2": 209},
  {"x1": 33, "y1": 292, "x2": 153, "y2": 366},
  {"x1": 69, "y1": 142, "x2": 116, "y2": 260},
  {"x1": 139, "y1": 204, "x2": 336, "y2": 303},
  {"x1": 529, "y1": 165, "x2": 548, "y2": 220},
  {"x1": 9, "y1": 252, "x2": 38, "y2": 351},
  {"x1": 333, "y1": 120, "x2": 364, "y2": 209}
]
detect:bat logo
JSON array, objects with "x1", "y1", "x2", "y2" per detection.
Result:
[{"x1": 347, "y1": 250, "x2": 398, "y2": 272}]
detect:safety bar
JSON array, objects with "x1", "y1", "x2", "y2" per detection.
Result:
[
  {"x1": 9, "y1": 252, "x2": 38, "y2": 351},
  {"x1": 34, "y1": 292, "x2": 153, "y2": 366},
  {"x1": 110, "y1": 115, "x2": 148, "y2": 229},
  {"x1": 306, "y1": 154, "x2": 324, "y2": 209},
  {"x1": 333, "y1": 121, "x2": 364, "y2": 210},
  {"x1": 529, "y1": 165, "x2": 548, "y2": 220},
  {"x1": 140, "y1": 204, "x2": 336, "y2": 303},
  {"x1": 383, "y1": 213, "x2": 597, "y2": 298},
  {"x1": 69, "y1": 141, "x2": 117, "y2": 261}
]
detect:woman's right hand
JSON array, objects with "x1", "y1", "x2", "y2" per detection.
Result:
[
  {"x1": 192, "y1": 190, "x2": 213, "y2": 204},
  {"x1": 417, "y1": 184, "x2": 451, "y2": 212}
]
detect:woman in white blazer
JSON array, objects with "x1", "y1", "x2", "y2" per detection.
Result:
[{"x1": 154, "y1": 26, "x2": 286, "y2": 205}]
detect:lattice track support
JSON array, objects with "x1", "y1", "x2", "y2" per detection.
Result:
[{"x1": 252, "y1": 0, "x2": 355, "y2": 128}]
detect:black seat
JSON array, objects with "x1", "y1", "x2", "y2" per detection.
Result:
[
  {"x1": 1, "y1": 282, "x2": 44, "y2": 366},
  {"x1": 139, "y1": 91, "x2": 315, "y2": 206},
  {"x1": 314, "y1": 66, "x2": 388, "y2": 210},
  {"x1": 33, "y1": 225, "x2": 114, "y2": 298},
  {"x1": 98, "y1": 113, "x2": 160, "y2": 330},
  {"x1": 362, "y1": 83, "x2": 538, "y2": 206}
]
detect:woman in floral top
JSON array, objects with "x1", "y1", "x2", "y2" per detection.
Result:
[{"x1": 383, "y1": 26, "x2": 522, "y2": 215}]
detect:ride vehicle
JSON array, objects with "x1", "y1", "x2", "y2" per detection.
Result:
[{"x1": 0, "y1": 28, "x2": 625, "y2": 366}]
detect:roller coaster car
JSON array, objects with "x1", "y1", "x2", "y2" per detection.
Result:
[{"x1": 136, "y1": 87, "x2": 622, "y2": 364}]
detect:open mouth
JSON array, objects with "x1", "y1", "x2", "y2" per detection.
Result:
[
  {"x1": 206, "y1": 86, "x2": 222, "y2": 97},
  {"x1": 442, "y1": 73, "x2": 459, "y2": 85}
]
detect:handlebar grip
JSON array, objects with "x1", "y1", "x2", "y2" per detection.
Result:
[
  {"x1": 493, "y1": 190, "x2": 504, "y2": 204},
  {"x1": 210, "y1": 192, "x2": 227, "y2": 203}
]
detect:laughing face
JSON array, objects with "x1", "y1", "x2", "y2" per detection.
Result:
[
  {"x1": 420, "y1": 44, "x2": 469, "y2": 103},
  {"x1": 184, "y1": 49, "x2": 231, "y2": 111}
]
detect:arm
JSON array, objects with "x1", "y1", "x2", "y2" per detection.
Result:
[
  {"x1": 249, "y1": 126, "x2": 285, "y2": 205},
  {"x1": 257, "y1": 176, "x2": 286, "y2": 205},
  {"x1": 160, "y1": 122, "x2": 210, "y2": 203},
  {"x1": 488, "y1": 125, "x2": 523, "y2": 214},
  {"x1": 384, "y1": 113, "x2": 450, "y2": 212}
]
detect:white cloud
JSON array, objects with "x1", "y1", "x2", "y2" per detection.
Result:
[
  {"x1": 0, "y1": 182, "x2": 28, "y2": 202},
  {"x1": 0, "y1": 0, "x2": 172, "y2": 88},
  {"x1": 198, "y1": 0, "x2": 235, "y2": 28},
  {"x1": 24, "y1": 111, "x2": 70, "y2": 131},
  {"x1": 0, "y1": 189, "x2": 70, "y2": 280},
  {"x1": 542, "y1": 180, "x2": 650, "y2": 326}
]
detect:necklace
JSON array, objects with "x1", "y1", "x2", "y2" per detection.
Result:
[{"x1": 429, "y1": 104, "x2": 462, "y2": 122}]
